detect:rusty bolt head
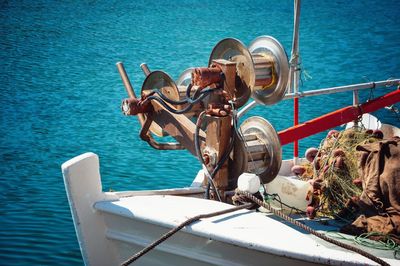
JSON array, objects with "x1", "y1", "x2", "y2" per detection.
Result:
[{"x1": 203, "y1": 154, "x2": 210, "y2": 165}]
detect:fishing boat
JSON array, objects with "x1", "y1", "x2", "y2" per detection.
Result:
[{"x1": 62, "y1": 1, "x2": 400, "y2": 265}]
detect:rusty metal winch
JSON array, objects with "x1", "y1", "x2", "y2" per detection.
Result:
[{"x1": 117, "y1": 36, "x2": 289, "y2": 202}]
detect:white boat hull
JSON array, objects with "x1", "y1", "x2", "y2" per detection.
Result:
[
  {"x1": 62, "y1": 153, "x2": 397, "y2": 266},
  {"x1": 101, "y1": 210, "x2": 314, "y2": 266}
]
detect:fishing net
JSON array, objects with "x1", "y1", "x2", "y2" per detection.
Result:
[{"x1": 299, "y1": 127, "x2": 382, "y2": 219}]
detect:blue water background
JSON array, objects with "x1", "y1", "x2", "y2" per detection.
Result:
[{"x1": 1, "y1": 0, "x2": 399, "y2": 264}]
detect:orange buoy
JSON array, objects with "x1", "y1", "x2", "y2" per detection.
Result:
[
  {"x1": 305, "y1": 147, "x2": 318, "y2": 162},
  {"x1": 291, "y1": 165, "x2": 306, "y2": 176}
]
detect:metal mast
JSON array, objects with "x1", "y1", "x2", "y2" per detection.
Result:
[{"x1": 289, "y1": 0, "x2": 301, "y2": 162}]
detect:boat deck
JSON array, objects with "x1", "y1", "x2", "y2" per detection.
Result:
[{"x1": 95, "y1": 194, "x2": 397, "y2": 266}]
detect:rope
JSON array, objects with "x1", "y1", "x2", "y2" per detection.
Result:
[
  {"x1": 327, "y1": 231, "x2": 400, "y2": 259},
  {"x1": 120, "y1": 203, "x2": 253, "y2": 266},
  {"x1": 121, "y1": 190, "x2": 390, "y2": 265},
  {"x1": 355, "y1": 232, "x2": 400, "y2": 255},
  {"x1": 265, "y1": 192, "x2": 306, "y2": 215},
  {"x1": 234, "y1": 190, "x2": 390, "y2": 266}
]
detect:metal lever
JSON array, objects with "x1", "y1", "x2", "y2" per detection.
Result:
[
  {"x1": 140, "y1": 63, "x2": 151, "y2": 77},
  {"x1": 116, "y1": 62, "x2": 184, "y2": 150},
  {"x1": 116, "y1": 62, "x2": 146, "y2": 126}
]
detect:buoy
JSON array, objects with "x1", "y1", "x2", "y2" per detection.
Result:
[
  {"x1": 291, "y1": 165, "x2": 306, "y2": 176},
  {"x1": 327, "y1": 129, "x2": 339, "y2": 138},
  {"x1": 306, "y1": 205, "x2": 316, "y2": 219},
  {"x1": 313, "y1": 158, "x2": 321, "y2": 171},
  {"x1": 334, "y1": 156, "x2": 345, "y2": 169},
  {"x1": 317, "y1": 165, "x2": 329, "y2": 180},
  {"x1": 309, "y1": 178, "x2": 322, "y2": 190},
  {"x1": 352, "y1": 178, "x2": 362, "y2": 187},
  {"x1": 305, "y1": 147, "x2": 318, "y2": 162},
  {"x1": 372, "y1": 129, "x2": 383, "y2": 139},
  {"x1": 333, "y1": 148, "x2": 345, "y2": 157}
]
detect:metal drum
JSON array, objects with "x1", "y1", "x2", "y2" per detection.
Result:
[
  {"x1": 208, "y1": 38, "x2": 253, "y2": 108},
  {"x1": 248, "y1": 36, "x2": 289, "y2": 105},
  {"x1": 237, "y1": 116, "x2": 282, "y2": 183}
]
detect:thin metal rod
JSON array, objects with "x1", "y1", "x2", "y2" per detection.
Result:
[
  {"x1": 290, "y1": 0, "x2": 301, "y2": 95},
  {"x1": 283, "y1": 79, "x2": 400, "y2": 100},
  {"x1": 116, "y1": 61, "x2": 148, "y2": 126},
  {"x1": 291, "y1": 0, "x2": 301, "y2": 161},
  {"x1": 353, "y1": 90, "x2": 359, "y2": 106},
  {"x1": 116, "y1": 62, "x2": 136, "y2": 99},
  {"x1": 237, "y1": 79, "x2": 400, "y2": 118},
  {"x1": 352, "y1": 90, "x2": 359, "y2": 126},
  {"x1": 140, "y1": 63, "x2": 151, "y2": 77}
]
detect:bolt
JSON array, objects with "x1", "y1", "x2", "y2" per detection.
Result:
[{"x1": 203, "y1": 154, "x2": 210, "y2": 165}]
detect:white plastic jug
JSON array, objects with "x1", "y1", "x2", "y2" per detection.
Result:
[{"x1": 265, "y1": 175, "x2": 312, "y2": 211}]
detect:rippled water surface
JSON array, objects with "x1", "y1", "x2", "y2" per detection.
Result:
[{"x1": 1, "y1": 0, "x2": 399, "y2": 264}]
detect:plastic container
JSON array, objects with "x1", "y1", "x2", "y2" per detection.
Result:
[
  {"x1": 237, "y1": 173, "x2": 260, "y2": 194},
  {"x1": 265, "y1": 175, "x2": 312, "y2": 211}
]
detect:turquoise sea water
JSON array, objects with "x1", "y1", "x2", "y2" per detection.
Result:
[{"x1": 1, "y1": 0, "x2": 399, "y2": 264}]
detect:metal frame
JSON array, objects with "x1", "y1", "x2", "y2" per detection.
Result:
[
  {"x1": 237, "y1": 79, "x2": 400, "y2": 118},
  {"x1": 278, "y1": 89, "x2": 400, "y2": 145}
]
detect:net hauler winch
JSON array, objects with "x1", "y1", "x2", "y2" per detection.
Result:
[{"x1": 118, "y1": 36, "x2": 289, "y2": 202}]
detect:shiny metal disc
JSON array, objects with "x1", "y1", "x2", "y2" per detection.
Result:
[
  {"x1": 176, "y1": 67, "x2": 206, "y2": 120},
  {"x1": 239, "y1": 116, "x2": 282, "y2": 183},
  {"x1": 176, "y1": 68, "x2": 194, "y2": 108},
  {"x1": 176, "y1": 68, "x2": 193, "y2": 87},
  {"x1": 141, "y1": 70, "x2": 180, "y2": 137},
  {"x1": 248, "y1": 36, "x2": 289, "y2": 105},
  {"x1": 209, "y1": 38, "x2": 252, "y2": 107}
]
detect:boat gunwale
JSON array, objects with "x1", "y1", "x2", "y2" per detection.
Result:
[{"x1": 94, "y1": 194, "x2": 391, "y2": 266}]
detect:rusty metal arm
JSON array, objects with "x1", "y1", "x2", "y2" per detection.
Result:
[
  {"x1": 149, "y1": 100, "x2": 206, "y2": 156},
  {"x1": 116, "y1": 62, "x2": 185, "y2": 150},
  {"x1": 138, "y1": 113, "x2": 186, "y2": 150}
]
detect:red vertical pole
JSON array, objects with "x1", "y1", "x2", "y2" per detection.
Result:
[{"x1": 294, "y1": 97, "x2": 299, "y2": 158}]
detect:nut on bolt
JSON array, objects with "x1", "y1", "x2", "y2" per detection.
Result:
[{"x1": 202, "y1": 147, "x2": 217, "y2": 167}]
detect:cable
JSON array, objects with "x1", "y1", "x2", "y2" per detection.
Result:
[
  {"x1": 231, "y1": 100, "x2": 270, "y2": 198},
  {"x1": 144, "y1": 84, "x2": 216, "y2": 115},
  {"x1": 194, "y1": 110, "x2": 236, "y2": 201},
  {"x1": 146, "y1": 91, "x2": 208, "y2": 115},
  {"x1": 264, "y1": 192, "x2": 306, "y2": 215},
  {"x1": 151, "y1": 84, "x2": 215, "y2": 105},
  {"x1": 194, "y1": 111, "x2": 222, "y2": 202}
]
